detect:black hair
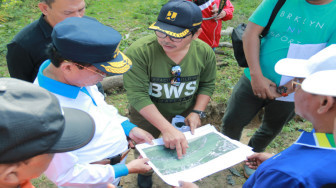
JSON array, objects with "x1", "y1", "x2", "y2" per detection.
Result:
[
  {"x1": 40, "y1": 0, "x2": 55, "y2": 7},
  {"x1": 46, "y1": 44, "x2": 91, "y2": 68},
  {"x1": 190, "y1": 27, "x2": 201, "y2": 36}
]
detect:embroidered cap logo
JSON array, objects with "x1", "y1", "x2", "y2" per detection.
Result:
[{"x1": 166, "y1": 11, "x2": 177, "y2": 21}]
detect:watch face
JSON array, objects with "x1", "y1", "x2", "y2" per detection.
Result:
[{"x1": 200, "y1": 112, "x2": 206, "y2": 119}]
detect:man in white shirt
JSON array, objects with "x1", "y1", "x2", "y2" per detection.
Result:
[{"x1": 34, "y1": 17, "x2": 154, "y2": 187}]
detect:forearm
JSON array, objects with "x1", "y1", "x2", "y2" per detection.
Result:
[
  {"x1": 242, "y1": 21, "x2": 264, "y2": 79},
  {"x1": 222, "y1": 0, "x2": 234, "y2": 21},
  {"x1": 139, "y1": 104, "x2": 173, "y2": 133},
  {"x1": 193, "y1": 94, "x2": 210, "y2": 111},
  {"x1": 45, "y1": 154, "x2": 120, "y2": 186}
]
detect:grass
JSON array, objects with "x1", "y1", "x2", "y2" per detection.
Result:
[{"x1": 0, "y1": 0, "x2": 314, "y2": 187}]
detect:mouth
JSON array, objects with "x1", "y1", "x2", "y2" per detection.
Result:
[{"x1": 161, "y1": 43, "x2": 175, "y2": 49}]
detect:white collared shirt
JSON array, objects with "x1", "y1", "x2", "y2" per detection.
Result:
[{"x1": 35, "y1": 60, "x2": 131, "y2": 187}]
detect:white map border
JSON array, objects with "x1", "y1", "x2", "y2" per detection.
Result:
[{"x1": 136, "y1": 124, "x2": 254, "y2": 186}]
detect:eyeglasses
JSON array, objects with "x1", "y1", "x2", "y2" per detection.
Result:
[
  {"x1": 155, "y1": 31, "x2": 190, "y2": 43},
  {"x1": 292, "y1": 78, "x2": 303, "y2": 91},
  {"x1": 73, "y1": 62, "x2": 107, "y2": 78},
  {"x1": 171, "y1": 65, "x2": 181, "y2": 87}
]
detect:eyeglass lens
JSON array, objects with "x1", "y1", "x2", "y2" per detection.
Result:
[
  {"x1": 292, "y1": 78, "x2": 303, "y2": 91},
  {"x1": 155, "y1": 31, "x2": 183, "y2": 42}
]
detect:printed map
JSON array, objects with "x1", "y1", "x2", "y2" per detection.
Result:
[{"x1": 142, "y1": 132, "x2": 238, "y2": 175}]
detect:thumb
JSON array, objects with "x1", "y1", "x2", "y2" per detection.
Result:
[
  {"x1": 107, "y1": 183, "x2": 115, "y2": 188},
  {"x1": 269, "y1": 81, "x2": 276, "y2": 87},
  {"x1": 142, "y1": 158, "x2": 150, "y2": 163}
]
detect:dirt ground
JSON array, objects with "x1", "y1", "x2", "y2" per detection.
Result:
[{"x1": 120, "y1": 102, "x2": 262, "y2": 188}]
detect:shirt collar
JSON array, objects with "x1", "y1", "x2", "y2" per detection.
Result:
[
  {"x1": 38, "y1": 14, "x2": 53, "y2": 39},
  {"x1": 295, "y1": 131, "x2": 336, "y2": 150},
  {"x1": 37, "y1": 60, "x2": 81, "y2": 99},
  {"x1": 19, "y1": 180, "x2": 35, "y2": 188}
]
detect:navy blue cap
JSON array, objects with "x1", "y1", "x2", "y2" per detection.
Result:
[
  {"x1": 148, "y1": 0, "x2": 202, "y2": 38},
  {"x1": 52, "y1": 17, "x2": 132, "y2": 76}
]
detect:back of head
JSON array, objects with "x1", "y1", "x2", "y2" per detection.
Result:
[{"x1": 0, "y1": 78, "x2": 95, "y2": 164}]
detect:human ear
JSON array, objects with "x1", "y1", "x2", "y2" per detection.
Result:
[
  {"x1": 0, "y1": 165, "x2": 20, "y2": 186},
  {"x1": 317, "y1": 96, "x2": 335, "y2": 114},
  {"x1": 192, "y1": 28, "x2": 203, "y2": 39},
  {"x1": 60, "y1": 61, "x2": 75, "y2": 73},
  {"x1": 38, "y1": 2, "x2": 50, "y2": 16}
]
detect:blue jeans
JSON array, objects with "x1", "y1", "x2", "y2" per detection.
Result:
[{"x1": 221, "y1": 75, "x2": 295, "y2": 152}]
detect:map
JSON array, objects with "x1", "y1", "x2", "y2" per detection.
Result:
[{"x1": 142, "y1": 132, "x2": 238, "y2": 175}]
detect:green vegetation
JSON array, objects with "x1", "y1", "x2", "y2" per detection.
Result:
[{"x1": 0, "y1": 0, "x2": 313, "y2": 186}]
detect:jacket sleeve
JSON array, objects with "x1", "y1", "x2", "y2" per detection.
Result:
[
  {"x1": 6, "y1": 41, "x2": 36, "y2": 82},
  {"x1": 123, "y1": 46, "x2": 154, "y2": 112},
  {"x1": 243, "y1": 169, "x2": 303, "y2": 188},
  {"x1": 222, "y1": 0, "x2": 234, "y2": 21},
  {"x1": 197, "y1": 44, "x2": 216, "y2": 96},
  {"x1": 44, "y1": 152, "x2": 129, "y2": 186}
]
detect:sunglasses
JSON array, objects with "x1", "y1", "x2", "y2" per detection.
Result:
[
  {"x1": 72, "y1": 62, "x2": 107, "y2": 78},
  {"x1": 292, "y1": 78, "x2": 303, "y2": 91},
  {"x1": 171, "y1": 65, "x2": 181, "y2": 87},
  {"x1": 155, "y1": 31, "x2": 191, "y2": 43}
]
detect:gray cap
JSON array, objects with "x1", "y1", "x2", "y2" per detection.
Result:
[{"x1": 0, "y1": 78, "x2": 95, "y2": 163}]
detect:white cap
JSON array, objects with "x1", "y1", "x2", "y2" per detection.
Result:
[
  {"x1": 275, "y1": 44, "x2": 336, "y2": 78},
  {"x1": 302, "y1": 70, "x2": 336, "y2": 97}
]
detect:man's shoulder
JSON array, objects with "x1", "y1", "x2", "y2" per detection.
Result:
[
  {"x1": 192, "y1": 39, "x2": 213, "y2": 50},
  {"x1": 190, "y1": 39, "x2": 215, "y2": 56},
  {"x1": 12, "y1": 19, "x2": 41, "y2": 42},
  {"x1": 10, "y1": 17, "x2": 47, "y2": 48},
  {"x1": 126, "y1": 35, "x2": 157, "y2": 53}
]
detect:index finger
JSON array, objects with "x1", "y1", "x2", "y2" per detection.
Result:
[
  {"x1": 189, "y1": 122, "x2": 196, "y2": 135},
  {"x1": 175, "y1": 141, "x2": 183, "y2": 159}
]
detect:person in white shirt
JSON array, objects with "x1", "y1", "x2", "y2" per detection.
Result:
[{"x1": 34, "y1": 17, "x2": 154, "y2": 187}]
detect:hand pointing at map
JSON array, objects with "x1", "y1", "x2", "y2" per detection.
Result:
[{"x1": 139, "y1": 104, "x2": 189, "y2": 159}]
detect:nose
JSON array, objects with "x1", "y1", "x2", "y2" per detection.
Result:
[
  {"x1": 163, "y1": 35, "x2": 174, "y2": 43},
  {"x1": 74, "y1": 11, "x2": 82, "y2": 17}
]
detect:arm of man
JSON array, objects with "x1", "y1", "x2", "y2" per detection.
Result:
[
  {"x1": 216, "y1": 0, "x2": 234, "y2": 21},
  {"x1": 139, "y1": 104, "x2": 189, "y2": 159},
  {"x1": 184, "y1": 94, "x2": 210, "y2": 134},
  {"x1": 244, "y1": 152, "x2": 274, "y2": 169},
  {"x1": 243, "y1": 21, "x2": 278, "y2": 100},
  {"x1": 243, "y1": 169, "x2": 303, "y2": 188},
  {"x1": 6, "y1": 42, "x2": 35, "y2": 82},
  {"x1": 44, "y1": 153, "x2": 128, "y2": 186}
]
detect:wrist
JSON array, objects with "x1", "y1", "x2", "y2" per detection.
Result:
[
  {"x1": 276, "y1": 86, "x2": 288, "y2": 97},
  {"x1": 191, "y1": 110, "x2": 206, "y2": 119}
]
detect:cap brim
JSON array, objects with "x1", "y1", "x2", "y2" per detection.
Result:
[
  {"x1": 49, "y1": 108, "x2": 95, "y2": 153},
  {"x1": 148, "y1": 21, "x2": 190, "y2": 38},
  {"x1": 302, "y1": 70, "x2": 336, "y2": 97},
  {"x1": 94, "y1": 51, "x2": 132, "y2": 76},
  {"x1": 275, "y1": 58, "x2": 310, "y2": 78}
]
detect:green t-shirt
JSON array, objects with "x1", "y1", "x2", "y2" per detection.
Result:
[
  {"x1": 245, "y1": 0, "x2": 336, "y2": 85},
  {"x1": 124, "y1": 35, "x2": 216, "y2": 117}
]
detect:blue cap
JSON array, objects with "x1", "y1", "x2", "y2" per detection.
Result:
[
  {"x1": 148, "y1": 0, "x2": 202, "y2": 38},
  {"x1": 52, "y1": 17, "x2": 132, "y2": 75}
]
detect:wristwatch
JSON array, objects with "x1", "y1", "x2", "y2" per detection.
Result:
[
  {"x1": 191, "y1": 110, "x2": 206, "y2": 119},
  {"x1": 276, "y1": 86, "x2": 288, "y2": 97}
]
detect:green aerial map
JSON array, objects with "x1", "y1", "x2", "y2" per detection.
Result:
[{"x1": 142, "y1": 132, "x2": 238, "y2": 175}]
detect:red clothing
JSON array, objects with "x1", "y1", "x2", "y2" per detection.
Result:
[
  {"x1": 20, "y1": 181, "x2": 35, "y2": 188},
  {"x1": 192, "y1": 0, "x2": 234, "y2": 47}
]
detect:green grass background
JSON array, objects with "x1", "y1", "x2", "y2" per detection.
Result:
[{"x1": 0, "y1": 0, "x2": 312, "y2": 187}]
